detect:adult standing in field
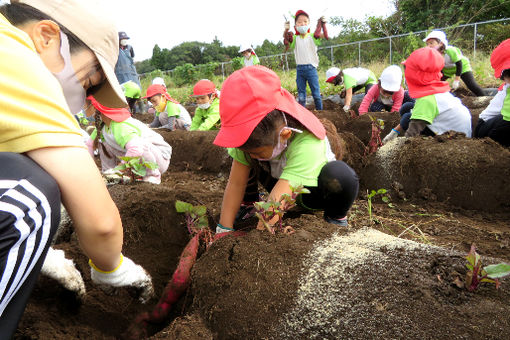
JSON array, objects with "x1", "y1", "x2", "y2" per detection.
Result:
[
  {"x1": 114, "y1": 31, "x2": 141, "y2": 88},
  {"x1": 0, "y1": 0, "x2": 153, "y2": 336},
  {"x1": 284, "y1": 9, "x2": 329, "y2": 110},
  {"x1": 424, "y1": 30, "x2": 484, "y2": 96}
]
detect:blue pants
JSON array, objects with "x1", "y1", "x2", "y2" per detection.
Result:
[
  {"x1": 398, "y1": 92, "x2": 416, "y2": 131},
  {"x1": 296, "y1": 64, "x2": 323, "y2": 110}
]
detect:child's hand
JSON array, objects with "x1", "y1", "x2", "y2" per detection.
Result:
[
  {"x1": 284, "y1": 21, "x2": 290, "y2": 30},
  {"x1": 320, "y1": 16, "x2": 327, "y2": 23}
]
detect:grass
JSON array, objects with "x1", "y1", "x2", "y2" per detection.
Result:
[{"x1": 140, "y1": 52, "x2": 500, "y2": 106}]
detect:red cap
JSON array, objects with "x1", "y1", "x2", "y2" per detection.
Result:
[
  {"x1": 295, "y1": 10, "x2": 309, "y2": 20},
  {"x1": 143, "y1": 84, "x2": 179, "y2": 104},
  {"x1": 402, "y1": 47, "x2": 450, "y2": 98},
  {"x1": 213, "y1": 65, "x2": 325, "y2": 148},
  {"x1": 192, "y1": 79, "x2": 216, "y2": 96},
  {"x1": 87, "y1": 95, "x2": 131, "y2": 122},
  {"x1": 490, "y1": 39, "x2": 510, "y2": 79}
]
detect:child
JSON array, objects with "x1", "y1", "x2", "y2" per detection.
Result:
[
  {"x1": 85, "y1": 96, "x2": 172, "y2": 184},
  {"x1": 121, "y1": 80, "x2": 141, "y2": 115},
  {"x1": 144, "y1": 84, "x2": 191, "y2": 131},
  {"x1": 326, "y1": 66, "x2": 378, "y2": 113},
  {"x1": 213, "y1": 66, "x2": 359, "y2": 233},
  {"x1": 190, "y1": 79, "x2": 221, "y2": 131},
  {"x1": 402, "y1": 47, "x2": 472, "y2": 138},
  {"x1": 474, "y1": 39, "x2": 510, "y2": 147},
  {"x1": 239, "y1": 44, "x2": 260, "y2": 67},
  {"x1": 424, "y1": 30, "x2": 484, "y2": 96},
  {"x1": 358, "y1": 65, "x2": 415, "y2": 115},
  {"x1": 284, "y1": 10, "x2": 329, "y2": 110}
]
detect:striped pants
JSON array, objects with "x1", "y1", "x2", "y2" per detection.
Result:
[{"x1": 0, "y1": 153, "x2": 60, "y2": 336}]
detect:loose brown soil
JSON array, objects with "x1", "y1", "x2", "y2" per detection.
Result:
[{"x1": 15, "y1": 92, "x2": 510, "y2": 339}]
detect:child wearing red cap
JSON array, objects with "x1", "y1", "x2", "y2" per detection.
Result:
[
  {"x1": 144, "y1": 84, "x2": 191, "y2": 131},
  {"x1": 190, "y1": 79, "x2": 221, "y2": 131},
  {"x1": 474, "y1": 39, "x2": 510, "y2": 147},
  {"x1": 402, "y1": 47, "x2": 472, "y2": 138},
  {"x1": 213, "y1": 66, "x2": 359, "y2": 233},
  {"x1": 84, "y1": 96, "x2": 172, "y2": 184},
  {"x1": 284, "y1": 10, "x2": 329, "y2": 110}
]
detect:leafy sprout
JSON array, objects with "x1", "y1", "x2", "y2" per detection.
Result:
[
  {"x1": 114, "y1": 156, "x2": 158, "y2": 183},
  {"x1": 465, "y1": 244, "x2": 510, "y2": 291}
]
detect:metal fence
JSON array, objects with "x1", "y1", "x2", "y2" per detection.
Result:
[{"x1": 140, "y1": 17, "x2": 509, "y2": 81}]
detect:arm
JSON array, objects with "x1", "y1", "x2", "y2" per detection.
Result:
[
  {"x1": 390, "y1": 89, "x2": 405, "y2": 112},
  {"x1": 344, "y1": 87, "x2": 354, "y2": 107},
  {"x1": 161, "y1": 116, "x2": 176, "y2": 131},
  {"x1": 189, "y1": 109, "x2": 202, "y2": 131},
  {"x1": 455, "y1": 60, "x2": 462, "y2": 78},
  {"x1": 124, "y1": 137, "x2": 145, "y2": 157},
  {"x1": 196, "y1": 110, "x2": 220, "y2": 131},
  {"x1": 257, "y1": 178, "x2": 293, "y2": 229},
  {"x1": 218, "y1": 160, "x2": 251, "y2": 228},
  {"x1": 405, "y1": 119, "x2": 429, "y2": 137},
  {"x1": 149, "y1": 114, "x2": 161, "y2": 128},
  {"x1": 26, "y1": 147, "x2": 122, "y2": 271},
  {"x1": 358, "y1": 85, "x2": 378, "y2": 115}
]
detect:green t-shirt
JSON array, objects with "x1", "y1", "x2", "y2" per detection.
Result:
[
  {"x1": 228, "y1": 130, "x2": 335, "y2": 187},
  {"x1": 157, "y1": 101, "x2": 180, "y2": 118},
  {"x1": 121, "y1": 80, "x2": 141, "y2": 99},
  {"x1": 443, "y1": 46, "x2": 471, "y2": 78},
  {"x1": 90, "y1": 118, "x2": 142, "y2": 148},
  {"x1": 342, "y1": 68, "x2": 377, "y2": 90},
  {"x1": 190, "y1": 97, "x2": 220, "y2": 131}
]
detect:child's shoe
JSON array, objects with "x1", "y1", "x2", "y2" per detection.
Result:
[{"x1": 324, "y1": 215, "x2": 348, "y2": 227}]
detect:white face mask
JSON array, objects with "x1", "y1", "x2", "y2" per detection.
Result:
[
  {"x1": 198, "y1": 102, "x2": 211, "y2": 110},
  {"x1": 52, "y1": 32, "x2": 86, "y2": 114},
  {"x1": 296, "y1": 25, "x2": 309, "y2": 34},
  {"x1": 120, "y1": 39, "x2": 128, "y2": 47},
  {"x1": 256, "y1": 113, "x2": 302, "y2": 161}
]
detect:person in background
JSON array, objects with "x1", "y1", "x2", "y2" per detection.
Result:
[
  {"x1": 358, "y1": 65, "x2": 414, "y2": 115},
  {"x1": 214, "y1": 66, "x2": 359, "y2": 233},
  {"x1": 0, "y1": 0, "x2": 153, "y2": 335},
  {"x1": 474, "y1": 39, "x2": 510, "y2": 147},
  {"x1": 403, "y1": 47, "x2": 472, "y2": 138},
  {"x1": 190, "y1": 79, "x2": 221, "y2": 131},
  {"x1": 121, "y1": 80, "x2": 141, "y2": 115},
  {"x1": 114, "y1": 31, "x2": 140, "y2": 87},
  {"x1": 284, "y1": 9, "x2": 329, "y2": 110},
  {"x1": 84, "y1": 96, "x2": 172, "y2": 184},
  {"x1": 325, "y1": 66, "x2": 378, "y2": 113},
  {"x1": 424, "y1": 30, "x2": 484, "y2": 96},
  {"x1": 144, "y1": 84, "x2": 191, "y2": 131},
  {"x1": 239, "y1": 44, "x2": 260, "y2": 67}
]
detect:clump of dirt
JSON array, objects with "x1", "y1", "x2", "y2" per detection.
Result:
[{"x1": 361, "y1": 133, "x2": 510, "y2": 211}]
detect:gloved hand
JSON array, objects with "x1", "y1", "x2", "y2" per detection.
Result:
[
  {"x1": 284, "y1": 21, "x2": 290, "y2": 30},
  {"x1": 452, "y1": 80, "x2": 460, "y2": 90},
  {"x1": 90, "y1": 254, "x2": 154, "y2": 303},
  {"x1": 216, "y1": 223, "x2": 234, "y2": 234},
  {"x1": 343, "y1": 105, "x2": 350, "y2": 112},
  {"x1": 41, "y1": 247, "x2": 86, "y2": 298},
  {"x1": 382, "y1": 128, "x2": 400, "y2": 144},
  {"x1": 320, "y1": 15, "x2": 327, "y2": 23}
]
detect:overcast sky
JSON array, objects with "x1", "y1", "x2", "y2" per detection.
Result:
[{"x1": 1, "y1": 0, "x2": 395, "y2": 61}]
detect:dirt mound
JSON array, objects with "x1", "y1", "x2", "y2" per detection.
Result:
[{"x1": 361, "y1": 134, "x2": 510, "y2": 211}]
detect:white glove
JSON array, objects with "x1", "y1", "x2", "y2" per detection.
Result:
[
  {"x1": 216, "y1": 223, "x2": 234, "y2": 234},
  {"x1": 90, "y1": 255, "x2": 154, "y2": 303},
  {"x1": 343, "y1": 105, "x2": 350, "y2": 112},
  {"x1": 41, "y1": 247, "x2": 86, "y2": 298},
  {"x1": 382, "y1": 129, "x2": 400, "y2": 144},
  {"x1": 320, "y1": 16, "x2": 327, "y2": 23},
  {"x1": 284, "y1": 21, "x2": 290, "y2": 30},
  {"x1": 452, "y1": 80, "x2": 460, "y2": 90}
]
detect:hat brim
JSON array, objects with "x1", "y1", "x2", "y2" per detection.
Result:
[
  {"x1": 92, "y1": 53, "x2": 128, "y2": 108},
  {"x1": 326, "y1": 76, "x2": 336, "y2": 83},
  {"x1": 213, "y1": 89, "x2": 325, "y2": 148},
  {"x1": 381, "y1": 82, "x2": 401, "y2": 92}
]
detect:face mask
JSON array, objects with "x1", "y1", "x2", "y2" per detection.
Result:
[
  {"x1": 155, "y1": 99, "x2": 166, "y2": 112},
  {"x1": 198, "y1": 102, "x2": 211, "y2": 110},
  {"x1": 256, "y1": 114, "x2": 303, "y2": 161},
  {"x1": 52, "y1": 32, "x2": 86, "y2": 114},
  {"x1": 120, "y1": 39, "x2": 128, "y2": 47},
  {"x1": 296, "y1": 25, "x2": 309, "y2": 34}
]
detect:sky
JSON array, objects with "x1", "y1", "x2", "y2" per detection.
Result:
[{"x1": 0, "y1": 0, "x2": 395, "y2": 62}]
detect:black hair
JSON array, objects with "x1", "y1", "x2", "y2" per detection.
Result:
[
  {"x1": 501, "y1": 69, "x2": 510, "y2": 80},
  {"x1": 239, "y1": 109, "x2": 304, "y2": 150},
  {"x1": 334, "y1": 71, "x2": 344, "y2": 86},
  {"x1": 0, "y1": 3, "x2": 87, "y2": 53}
]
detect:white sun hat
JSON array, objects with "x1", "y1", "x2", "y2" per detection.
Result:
[
  {"x1": 423, "y1": 30, "x2": 449, "y2": 47},
  {"x1": 325, "y1": 67, "x2": 341, "y2": 83},
  {"x1": 379, "y1": 65, "x2": 402, "y2": 92}
]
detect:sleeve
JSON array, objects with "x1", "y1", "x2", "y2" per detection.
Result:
[
  {"x1": 358, "y1": 85, "x2": 378, "y2": 114},
  {"x1": 391, "y1": 88, "x2": 405, "y2": 112},
  {"x1": 124, "y1": 137, "x2": 144, "y2": 157},
  {"x1": 343, "y1": 73, "x2": 357, "y2": 90},
  {"x1": 111, "y1": 122, "x2": 141, "y2": 149},
  {"x1": 253, "y1": 55, "x2": 260, "y2": 65},
  {"x1": 193, "y1": 100, "x2": 220, "y2": 131},
  {"x1": 149, "y1": 114, "x2": 161, "y2": 128},
  {"x1": 161, "y1": 116, "x2": 176, "y2": 131},
  {"x1": 227, "y1": 148, "x2": 251, "y2": 166},
  {"x1": 455, "y1": 60, "x2": 462, "y2": 77},
  {"x1": 409, "y1": 96, "x2": 439, "y2": 124},
  {"x1": 313, "y1": 35, "x2": 322, "y2": 46},
  {"x1": 190, "y1": 109, "x2": 203, "y2": 131},
  {"x1": 165, "y1": 102, "x2": 181, "y2": 117},
  {"x1": 446, "y1": 47, "x2": 462, "y2": 63}
]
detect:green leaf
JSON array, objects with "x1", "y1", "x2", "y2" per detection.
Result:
[
  {"x1": 300, "y1": 187, "x2": 311, "y2": 194},
  {"x1": 193, "y1": 205, "x2": 207, "y2": 216},
  {"x1": 132, "y1": 167, "x2": 147, "y2": 177},
  {"x1": 175, "y1": 200, "x2": 193, "y2": 213},
  {"x1": 144, "y1": 161, "x2": 158, "y2": 170},
  {"x1": 484, "y1": 263, "x2": 510, "y2": 279},
  {"x1": 381, "y1": 196, "x2": 389, "y2": 203},
  {"x1": 197, "y1": 215, "x2": 208, "y2": 228},
  {"x1": 377, "y1": 188, "x2": 387, "y2": 194}
]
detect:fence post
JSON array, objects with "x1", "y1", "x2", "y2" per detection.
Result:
[
  {"x1": 285, "y1": 53, "x2": 289, "y2": 72},
  {"x1": 330, "y1": 46, "x2": 334, "y2": 65},
  {"x1": 358, "y1": 42, "x2": 361, "y2": 66},
  {"x1": 389, "y1": 37, "x2": 392, "y2": 64},
  {"x1": 473, "y1": 23, "x2": 477, "y2": 61},
  {"x1": 221, "y1": 63, "x2": 225, "y2": 81}
]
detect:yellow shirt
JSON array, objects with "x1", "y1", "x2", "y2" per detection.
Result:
[{"x1": 0, "y1": 13, "x2": 84, "y2": 153}]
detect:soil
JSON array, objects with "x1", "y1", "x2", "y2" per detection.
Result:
[{"x1": 14, "y1": 90, "x2": 510, "y2": 339}]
